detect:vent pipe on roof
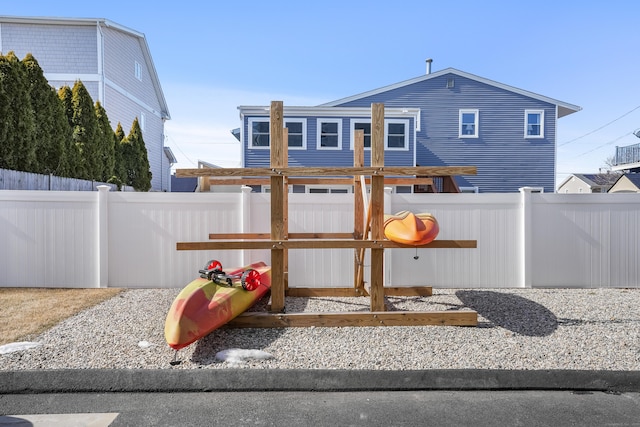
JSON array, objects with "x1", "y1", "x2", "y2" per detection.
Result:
[{"x1": 425, "y1": 58, "x2": 433, "y2": 75}]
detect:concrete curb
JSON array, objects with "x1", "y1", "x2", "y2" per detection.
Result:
[{"x1": 2, "y1": 369, "x2": 640, "y2": 394}]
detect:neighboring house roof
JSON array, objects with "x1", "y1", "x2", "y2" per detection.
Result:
[
  {"x1": 608, "y1": 173, "x2": 640, "y2": 193},
  {"x1": 0, "y1": 15, "x2": 170, "y2": 121},
  {"x1": 557, "y1": 173, "x2": 620, "y2": 192},
  {"x1": 576, "y1": 173, "x2": 620, "y2": 187},
  {"x1": 163, "y1": 147, "x2": 177, "y2": 164},
  {"x1": 321, "y1": 68, "x2": 581, "y2": 119}
]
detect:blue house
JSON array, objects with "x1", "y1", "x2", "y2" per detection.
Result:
[{"x1": 237, "y1": 65, "x2": 581, "y2": 193}]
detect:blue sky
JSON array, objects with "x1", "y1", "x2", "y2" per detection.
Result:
[{"x1": 3, "y1": 1, "x2": 640, "y2": 187}]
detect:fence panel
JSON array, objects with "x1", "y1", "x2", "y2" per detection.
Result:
[
  {"x1": 106, "y1": 192, "x2": 243, "y2": 288},
  {"x1": 387, "y1": 193, "x2": 522, "y2": 288},
  {"x1": 531, "y1": 193, "x2": 640, "y2": 288},
  {"x1": 0, "y1": 190, "x2": 98, "y2": 287}
]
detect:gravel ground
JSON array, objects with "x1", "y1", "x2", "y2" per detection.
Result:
[{"x1": 2, "y1": 288, "x2": 640, "y2": 371}]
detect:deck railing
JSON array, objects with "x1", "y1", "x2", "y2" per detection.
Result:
[{"x1": 615, "y1": 143, "x2": 640, "y2": 166}]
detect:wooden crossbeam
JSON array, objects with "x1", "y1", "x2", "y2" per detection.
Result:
[
  {"x1": 285, "y1": 287, "x2": 368, "y2": 297},
  {"x1": 176, "y1": 166, "x2": 477, "y2": 178},
  {"x1": 177, "y1": 239, "x2": 477, "y2": 251},
  {"x1": 227, "y1": 310, "x2": 478, "y2": 328},
  {"x1": 202, "y1": 177, "x2": 435, "y2": 186},
  {"x1": 208, "y1": 232, "x2": 355, "y2": 240},
  {"x1": 284, "y1": 286, "x2": 432, "y2": 297}
]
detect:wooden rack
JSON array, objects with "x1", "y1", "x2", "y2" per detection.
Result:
[{"x1": 176, "y1": 101, "x2": 478, "y2": 328}]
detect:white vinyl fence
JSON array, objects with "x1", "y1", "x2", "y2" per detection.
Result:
[{"x1": 1, "y1": 187, "x2": 639, "y2": 289}]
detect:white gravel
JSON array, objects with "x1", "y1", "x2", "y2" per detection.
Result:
[{"x1": 2, "y1": 288, "x2": 640, "y2": 371}]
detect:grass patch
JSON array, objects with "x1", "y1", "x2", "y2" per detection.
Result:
[{"x1": 0, "y1": 288, "x2": 124, "y2": 346}]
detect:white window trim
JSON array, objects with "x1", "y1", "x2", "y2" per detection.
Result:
[
  {"x1": 306, "y1": 185, "x2": 352, "y2": 194},
  {"x1": 316, "y1": 118, "x2": 342, "y2": 150},
  {"x1": 459, "y1": 109, "x2": 479, "y2": 138},
  {"x1": 524, "y1": 109, "x2": 545, "y2": 138},
  {"x1": 285, "y1": 118, "x2": 307, "y2": 150},
  {"x1": 349, "y1": 119, "x2": 410, "y2": 150},
  {"x1": 385, "y1": 119, "x2": 410, "y2": 151},
  {"x1": 134, "y1": 61, "x2": 142, "y2": 81},
  {"x1": 459, "y1": 186, "x2": 479, "y2": 193},
  {"x1": 349, "y1": 119, "x2": 371, "y2": 150},
  {"x1": 247, "y1": 118, "x2": 307, "y2": 150},
  {"x1": 140, "y1": 112, "x2": 146, "y2": 132},
  {"x1": 248, "y1": 118, "x2": 270, "y2": 150}
]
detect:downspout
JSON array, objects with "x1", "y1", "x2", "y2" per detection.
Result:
[{"x1": 96, "y1": 21, "x2": 105, "y2": 104}]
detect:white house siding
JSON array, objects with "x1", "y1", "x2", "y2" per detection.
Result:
[
  {"x1": 0, "y1": 22, "x2": 97, "y2": 73},
  {"x1": 105, "y1": 85, "x2": 167, "y2": 191},
  {"x1": 103, "y1": 26, "x2": 162, "y2": 112},
  {"x1": 102, "y1": 26, "x2": 167, "y2": 191}
]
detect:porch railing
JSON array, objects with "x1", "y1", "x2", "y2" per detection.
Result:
[{"x1": 615, "y1": 143, "x2": 640, "y2": 166}]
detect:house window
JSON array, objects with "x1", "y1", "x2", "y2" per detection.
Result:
[
  {"x1": 248, "y1": 118, "x2": 307, "y2": 149},
  {"x1": 459, "y1": 109, "x2": 478, "y2": 138},
  {"x1": 350, "y1": 120, "x2": 371, "y2": 148},
  {"x1": 460, "y1": 186, "x2": 479, "y2": 193},
  {"x1": 386, "y1": 119, "x2": 409, "y2": 150},
  {"x1": 525, "y1": 110, "x2": 544, "y2": 138},
  {"x1": 285, "y1": 119, "x2": 306, "y2": 149},
  {"x1": 134, "y1": 61, "x2": 142, "y2": 81},
  {"x1": 350, "y1": 119, "x2": 409, "y2": 150},
  {"x1": 307, "y1": 185, "x2": 351, "y2": 194},
  {"x1": 248, "y1": 119, "x2": 270, "y2": 148},
  {"x1": 317, "y1": 119, "x2": 342, "y2": 150}
]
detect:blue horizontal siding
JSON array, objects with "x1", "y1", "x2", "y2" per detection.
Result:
[{"x1": 335, "y1": 73, "x2": 557, "y2": 193}]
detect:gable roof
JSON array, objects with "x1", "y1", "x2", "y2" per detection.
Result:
[
  {"x1": 321, "y1": 68, "x2": 581, "y2": 118},
  {"x1": 575, "y1": 173, "x2": 620, "y2": 186},
  {"x1": 0, "y1": 15, "x2": 170, "y2": 120},
  {"x1": 609, "y1": 173, "x2": 640, "y2": 191},
  {"x1": 557, "y1": 173, "x2": 620, "y2": 190}
]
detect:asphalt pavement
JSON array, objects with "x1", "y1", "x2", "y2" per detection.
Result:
[{"x1": 2, "y1": 369, "x2": 640, "y2": 426}]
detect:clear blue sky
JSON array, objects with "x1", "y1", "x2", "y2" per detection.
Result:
[{"x1": 4, "y1": 1, "x2": 640, "y2": 187}]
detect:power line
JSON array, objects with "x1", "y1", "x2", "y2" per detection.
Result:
[
  {"x1": 573, "y1": 132, "x2": 631, "y2": 159},
  {"x1": 559, "y1": 104, "x2": 640, "y2": 147},
  {"x1": 165, "y1": 134, "x2": 197, "y2": 167}
]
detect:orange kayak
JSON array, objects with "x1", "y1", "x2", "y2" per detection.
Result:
[
  {"x1": 164, "y1": 261, "x2": 271, "y2": 350},
  {"x1": 383, "y1": 211, "x2": 439, "y2": 245}
]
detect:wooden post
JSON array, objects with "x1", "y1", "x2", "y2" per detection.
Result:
[
  {"x1": 370, "y1": 103, "x2": 385, "y2": 311},
  {"x1": 353, "y1": 129, "x2": 365, "y2": 292},
  {"x1": 270, "y1": 101, "x2": 286, "y2": 312},
  {"x1": 282, "y1": 127, "x2": 289, "y2": 291}
]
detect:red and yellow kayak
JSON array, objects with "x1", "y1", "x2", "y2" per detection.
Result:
[
  {"x1": 164, "y1": 261, "x2": 271, "y2": 350},
  {"x1": 383, "y1": 211, "x2": 439, "y2": 245}
]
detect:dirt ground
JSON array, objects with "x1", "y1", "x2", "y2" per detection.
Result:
[{"x1": 0, "y1": 288, "x2": 123, "y2": 346}]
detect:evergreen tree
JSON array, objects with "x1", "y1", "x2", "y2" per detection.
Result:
[
  {"x1": 94, "y1": 101, "x2": 116, "y2": 182},
  {"x1": 58, "y1": 85, "x2": 81, "y2": 177},
  {"x1": 113, "y1": 122, "x2": 127, "y2": 184},
  {"x1": 0, "y1": 52, "x2": 36, "y2": 171},
  {"x1": 22, "y1": 53, "x2": 70, "y2": 175},
  {"x1": 123, "y1": 118, "x2": 152, "y2": 191},
  {"x1": 70, "y1": 81, "x2": 100, "y2": 180}
]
